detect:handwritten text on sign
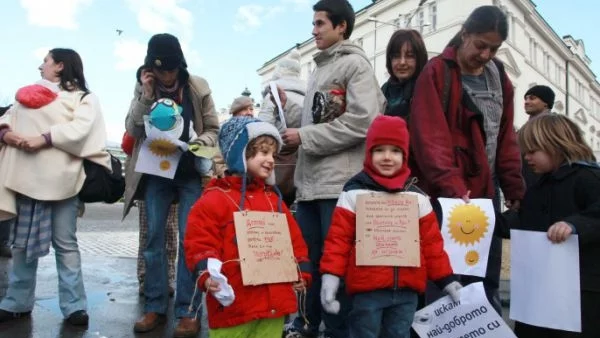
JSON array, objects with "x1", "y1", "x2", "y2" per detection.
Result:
[
  {"x1": 356, "y1": 193, "x2": 420, "y2": 267},
  {"x1": 234, "y1": 211, "x2": 297, "y2": 286}
]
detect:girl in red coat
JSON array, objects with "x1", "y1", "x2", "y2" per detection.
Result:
[
  {"x1": 319, "y1": 115, "x2": 461, "y2": 338},
  {"x1": 184, "y1": 117, "x2": 311, "y2": 338}
]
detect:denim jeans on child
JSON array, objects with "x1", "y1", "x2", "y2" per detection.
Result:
[
  {"x1": 0, "y1": 196, "x2": 86, "y2": 317},
  {"x1": 349, "y1": 289, "x2": 418, "y2": 338},
  {"x1": 290, "y1": 199, "x2": 351, "y2": 338},
  {"x1": 142, "y1": 174, "x2": 203, "y2": 318}
]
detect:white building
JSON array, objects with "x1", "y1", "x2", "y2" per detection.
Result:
[{"x1": 257, "y1": 0, "x2": 600, "y2": 156}]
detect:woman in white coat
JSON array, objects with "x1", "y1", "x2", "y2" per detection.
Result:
[{"x1": 0, "y1": 48, "x2": 110, "y2": 326}]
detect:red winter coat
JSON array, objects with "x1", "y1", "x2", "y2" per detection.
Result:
[
  {"x1": 184, "y1": 176, "x2": 311, "y2": 329},
  {"x1": 409, "y1": 46, "x2": 524, "y2": 200},
  {"x1": 320, "y1": 172, "x2": 455, "y2": 294}
]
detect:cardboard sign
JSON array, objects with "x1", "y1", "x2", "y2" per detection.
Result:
[
  {"x1": 234, "y1": 211, "x2": 298, "y2": 285},
  {"x1": 356, "y1": 192, "x2": 420, "y2": 267}
]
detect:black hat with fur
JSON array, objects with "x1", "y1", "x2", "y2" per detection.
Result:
[{"x1": 136, "y1": 33, "x2": 189, "y2": 83}]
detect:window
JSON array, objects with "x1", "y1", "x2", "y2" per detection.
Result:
[
  {"x1": 545, "y1": 54, "x2": 550, "y2": 74},
  {"x1": 418, "y1": 10, "x2": 425, "y2": 33},
  {"x1": 393, "y1": 17, "x2": 401, "y2": 29},
  {"x1": 429, "y1": 3, "x2": 437, "y2": 31}
]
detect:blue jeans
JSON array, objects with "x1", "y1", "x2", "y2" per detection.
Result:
[
  {"x1": 291, "y1": 199, "x2": 351, "y2": 338},
  {"x1": 0, "y1": 196, "x2": 86, "y2": 317},
  {"x1": 143, "y1": 175, "x2": 202, "y2": 318},
  {"x1": 349, "y1": 289, "x2": 417, "y2": 338}
]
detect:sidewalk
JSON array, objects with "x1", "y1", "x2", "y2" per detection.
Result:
[{"x1": 0, "y1": 227, "x2": 209, "y2": 337}]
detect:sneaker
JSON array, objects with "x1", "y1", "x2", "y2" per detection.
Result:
[
  {"x1": 282, "y1": 322, "x2": 316, "y2": 338},
  {"x1": 65, "y1": 310, "x2": 89, "y2": 326}
]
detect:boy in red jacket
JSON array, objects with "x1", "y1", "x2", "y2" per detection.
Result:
[
  {"x1": 320, "y1": 115, "x2": 460, "y2": 338},
  {"x1": 184, "y1": 117, "x2": 311, "y2": 337}
]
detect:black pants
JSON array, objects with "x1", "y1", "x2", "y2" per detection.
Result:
[
  {"x1": 0, "y1": 219, "x2": 11, "y2": 245},
  {"x1": 514, "y1": 291, "x2": 600, "y2": 338}
]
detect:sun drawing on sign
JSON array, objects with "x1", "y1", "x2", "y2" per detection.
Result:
[
  {"x1": 447, "y1": 204, "x2": 489, "y2": 246},
  {"x1": 159, "y1": 160, "x2": 171, "y2": 171},
  {"x1": 148, "y1": 138, "x2": 178, "y2": 157},
  {"x1": 465, "y1": 250, "x2": 480, "y2": 266}
]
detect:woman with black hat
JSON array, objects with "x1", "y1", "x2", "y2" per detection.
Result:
[{"x1": 123, "y1": 33, "x2": 219, "y2": 337}]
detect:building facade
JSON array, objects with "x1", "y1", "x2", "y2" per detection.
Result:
[{"x1": 257, "y1": 0, "x2": 600, "y2": 156}]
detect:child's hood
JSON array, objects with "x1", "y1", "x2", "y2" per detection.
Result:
[
  {"x1": 15, "y1": 80, "x2": 60, "y2": 109},
  {"x1": 363, "y1": 115, "x2": 411, "y2": 190}
]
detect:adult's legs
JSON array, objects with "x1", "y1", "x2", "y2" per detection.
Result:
[
  {"x1": 143, "y1": 176, "x2": 176, "y2": 315},
  {"x1": 289, "y1": 201, "x2": 322, "y2": 337},
  {"x1": 51, "y1": 196, "x2": 87, "y2": 317},
  {"x1": 173, "y1": 177, "x2": 203, "y2": 318},
  {"x1": 0, "y1": 247, "x2": 38, "y2": 313},
  {"x1": 317, "y1": 199, "x2": 350, "y2": 338}
]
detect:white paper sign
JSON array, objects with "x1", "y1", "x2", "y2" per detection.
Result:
[
  {"x1": 439, "y1": 198, "x2": 495, "y2": 277},
  {"x1": 510, "y1": 230, "x2": 581, "y2": 332},
  {"x1": 412, "y1": 282, "x2": 516, "y2": 338},
  {"x1": 135, "y1": 124, "x2": 189, "y2": 179},
  {"x1": 269, "y1": 82, "x2": 287, "y2": 130}
]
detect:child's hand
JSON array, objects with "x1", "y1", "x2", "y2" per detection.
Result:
[
  {"x1": 204, "y1": 277, "x2": 221, "y2": 293},
  {"x1": 547, "y1": 222, "x2": 573, "y2": 243},
  {"x1": 292, "y1": 279, "x2": 306, "y2": 292},
  {"x1": 461, "y1": 190, "x2": 471, "y2": 204}
]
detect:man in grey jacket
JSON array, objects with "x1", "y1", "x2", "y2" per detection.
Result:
[{"x1": 279, "y1": 1, "x2": 385, "y2": 337}]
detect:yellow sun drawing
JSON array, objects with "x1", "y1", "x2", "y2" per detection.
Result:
[
  {"x1": 447, "y1": 204, "x2": 489, "y2": 246},
  {"x1": 148, "y1": 138, "x2": 178, "y2": 157},
  {"x1": 465, "y1": 250, "x2": 480, "y2": 266},
  {"x1": 159, "y1": 160, "x2": 171, "y2": 171}
]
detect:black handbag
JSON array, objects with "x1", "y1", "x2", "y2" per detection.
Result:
[{"x1": 78, "y1": 154, "x2": 125, "y2": 203}]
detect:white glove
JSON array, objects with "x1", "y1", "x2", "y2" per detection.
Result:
[
  {"x1": 207, "y1": 258, "x2": 235, "y2": 306},
  {"x1": 443, "y1": 281, "x2": 463, "y2": 302},
  {"x1": 320, "y1": 274, "x2": 341, "y2": 314}
]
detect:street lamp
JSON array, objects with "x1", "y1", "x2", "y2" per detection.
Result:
[{"x1": 367, "y1": 16, "x2": 430, "y2": 73}]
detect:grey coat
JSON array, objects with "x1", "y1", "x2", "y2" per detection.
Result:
[{"x1": 295, "y1": 40, "x2": 386, "y2": 201}]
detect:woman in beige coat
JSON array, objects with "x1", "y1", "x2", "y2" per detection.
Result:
[{"x1": 0, "y1": 48, "x2": 110, "y2": 326}]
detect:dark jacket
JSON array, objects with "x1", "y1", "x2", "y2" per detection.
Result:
[
  {"x1": 409, "y1": 46, "x2": 524, "y2": 201},
  {"x1": 501, "y1": 162, "x2": 600, "y2": 292},
  {"x1": 381, "y1": 79, "x2": 414, "y2": 120}
]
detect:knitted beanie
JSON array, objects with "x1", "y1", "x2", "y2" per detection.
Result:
[
  {"x1": 218, "y1": 116, "x2": 282, "y2": 185},
  {"x1": 363, "y1": 115, "x2": 411, "y2": 190},
  {"x1": 525, "y1": 85, "x2": 555, "y2": 109},
  {"x1": 274, "y1": 49, "x2": 302, "y2": 78}
]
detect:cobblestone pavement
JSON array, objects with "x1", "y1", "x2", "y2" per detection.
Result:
[{"x1": 78, "y1": 231, "x2": 139, "y2": 258}]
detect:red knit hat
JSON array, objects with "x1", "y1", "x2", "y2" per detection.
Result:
[{"x1": 363, "y1": 115, "x2": 411, "y2": 190}]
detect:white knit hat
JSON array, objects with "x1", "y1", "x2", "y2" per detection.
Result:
[{"x1": 274, "y1": 49, "x2": 301, "y2": 78}]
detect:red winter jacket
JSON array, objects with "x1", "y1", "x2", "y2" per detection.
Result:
[
  {"x1": 184, "y1": 176, "x2": 311, "y2": 329},
  {"x1": 409, "y1": 46, "x2": 524, "y2": 200},
  {"x1": 320, "y1": 172, "x2": 455, "y2": 294}
]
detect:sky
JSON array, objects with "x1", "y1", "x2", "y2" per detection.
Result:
[{"x1": 0, "y1": 0, "x2": 597, "y2": 144}]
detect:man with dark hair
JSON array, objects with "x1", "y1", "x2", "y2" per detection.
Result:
[
  {"x1": 524, "y1": 85, "x2": 554, "y2": 118},
  {"x1": 278, "y1": 1, "x2": 385, "y2": 337},
  {"x1": 521, "y1": 85, "x2": 555, "y2": 187}
]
